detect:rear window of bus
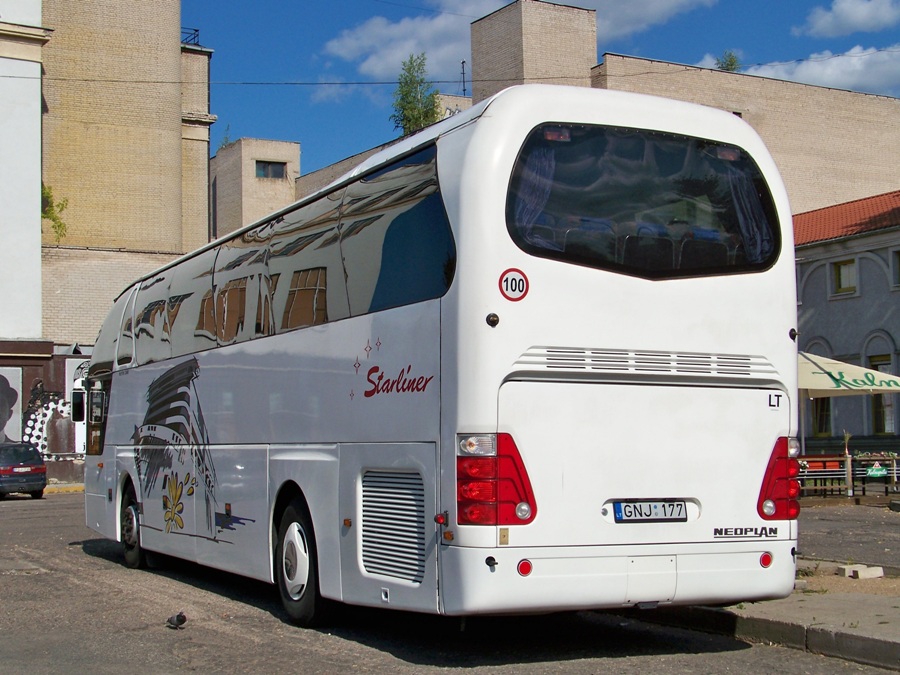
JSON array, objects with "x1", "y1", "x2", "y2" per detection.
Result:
[{"x1": 506, "y1": 123, "x2": 780, "y2": 279}]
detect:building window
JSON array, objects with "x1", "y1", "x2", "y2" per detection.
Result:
[
  {"x1": 891, "y1": 249, "x2": 900, "y2": 288},
  {"x1": 256, "y1": 161, "x2": 286, "y2": 179},
  {"x1": 831, "y1": 259, "x2": 857, "y2": 295},
  {"x1": 812, "y1": 397, "x2": 831, "y2": 437},
  {"x1": 282, "y1": 268, "x2": 328, "y2": 330},
  {"x1": 870, "y1": 356, "x2": 895, "y2": 435}
]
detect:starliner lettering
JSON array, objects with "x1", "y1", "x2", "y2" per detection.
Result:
[
  {"x1": 365, "y1": 365, "x2": 434, "y2": 398},
  {"x1": 714, "y1": 527, "x2": 779, "y2": 538}
]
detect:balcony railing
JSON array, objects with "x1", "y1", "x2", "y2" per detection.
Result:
[
  {"x1": 181, "y1": 27, "x2": 200, "y2": 45},
  {"x1": 800, "y1": 454, "x2": 898, "y2": 497}
]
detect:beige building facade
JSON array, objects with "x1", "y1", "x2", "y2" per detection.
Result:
[
  {"x1": 210, "y1": 138, "x2": 300, "y2": 238},
  {"x1": 471, "y1": 0, "x2": 596, "y2": 103},
  {"x1": 40, "y1": 0, "x2": 214, "y2": 347}
]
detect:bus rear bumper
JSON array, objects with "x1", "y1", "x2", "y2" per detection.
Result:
[{"x1": 438, "y1": 541, "x2": 797, "y2": 616}]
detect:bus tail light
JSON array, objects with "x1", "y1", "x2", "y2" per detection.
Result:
[
  {"x1": 457, "y1": 433, "x2": 537, "y2": 525},
  {"x1": 757, "y1": 437, "x2": 801, "y2": 520}
]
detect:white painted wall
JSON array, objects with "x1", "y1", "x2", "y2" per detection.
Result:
[{"x1": 0, "y1": 0, "x2": 43, "y2": 339}]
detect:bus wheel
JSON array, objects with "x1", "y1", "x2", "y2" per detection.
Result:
[
  {"x1": 121, "y1": 485, "x2": 146, "y2": 569},
  {"x1": 276, "y1": 499, "x2": 327, "y2": 626}
]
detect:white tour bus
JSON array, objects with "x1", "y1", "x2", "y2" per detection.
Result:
[{"x1": 84, "y1": 84, "x2": 801, "y2": 626}]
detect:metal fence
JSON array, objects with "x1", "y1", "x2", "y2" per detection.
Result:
[{"x1": 800, "y1": 454, "x2": 898, "y2": 497}]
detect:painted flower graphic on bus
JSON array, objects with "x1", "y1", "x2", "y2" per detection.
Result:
[{"x1": 162, "y1": 470, "x2": 197, "y2": 533}]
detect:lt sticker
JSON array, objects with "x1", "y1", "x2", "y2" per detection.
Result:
[{"x1": 499, "y1": 268, "x2": 529, "y2": 302}]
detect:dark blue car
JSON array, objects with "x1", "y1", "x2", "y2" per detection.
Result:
[{"x1": 0, "y1": 443, "x2": 46, "y2": 499}]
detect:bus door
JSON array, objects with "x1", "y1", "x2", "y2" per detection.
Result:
[
  {"x1": 83, "y1": 379, "x2": 118, "y2": 539},
  {"x1": 338, "y1": 443, "x2": 440, "y2": 613}
]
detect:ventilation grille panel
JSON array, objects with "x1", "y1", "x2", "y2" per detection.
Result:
[
  {"x1": 361, "y1": 471, "x2": 426, "y2": 583},
  {"x1": 514, "y1": 347, "x2": 778, "y2": 381}
]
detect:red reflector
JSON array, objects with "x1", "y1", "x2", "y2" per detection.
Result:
[
  {"x1": 459, "y1": 480, "x2": 497, "y2": 501},
  {"x1": 759, "y1": 552, "x2": 773, "y2": 568},
  {"x1": 787, "y1": 499, "x2": 800, "y2": 519},
  {"x1": 459, "y1": 457, "x2": 497, "y2": 479},
  {"x1": 461, "y1": 502, "x2": 497, "y2": 525},
  {"x1": 517, "y1": 559, "x2": 533, "y2": 576}
]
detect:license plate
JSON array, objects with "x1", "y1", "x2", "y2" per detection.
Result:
[
  {"x1": 614, "y1": 500, "x2": 686, "y2": 523},
  {"x1": 13, "y1": 467, "x2": 31, "y2": 473}
]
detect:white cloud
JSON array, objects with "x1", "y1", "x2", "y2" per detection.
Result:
[
  {"x1": 745, "y1": 44, "x2": 900, "y2": 97},
  {"x1": 794, "y1": 0, "x2": 900, "y2": 37},
  {"x1": 592, "y1": 0, "x2": 717, "y2": 43},
  {"x1": 321, "y1": 0, "x2": 718, "y2": 85},
  {"x1": 322, "y1": 2, "x2": 500, "y2": 84}
]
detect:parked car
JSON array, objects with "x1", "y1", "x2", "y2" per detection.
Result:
[{"x1": 0, "y1": 443, "x2": 46, "y2": 499}]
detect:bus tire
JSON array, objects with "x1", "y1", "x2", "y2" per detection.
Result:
[
  {"x1": 276, "y1": 499, "x2": 328, "y2": 626},
  {"x1": 121, "y1": 485, "x2": 146, "y2": 569}
]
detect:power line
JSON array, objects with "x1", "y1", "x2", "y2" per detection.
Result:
[{"x1": 2, "y1": 44, "x2": 899, "y2": 87}]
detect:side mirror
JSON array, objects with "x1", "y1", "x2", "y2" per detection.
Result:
[{"x1": 71, "y1": 390, "x2": 86, "y2": 423}]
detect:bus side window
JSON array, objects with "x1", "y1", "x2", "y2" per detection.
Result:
[
  {"x1": 340, "y1": 145, "x2": 456, "y2": 316},
  {"x1": 87, "y1": 389, "x2": 107, "y2": 456},
  {"x1": 89, "y1": 390, "x2": 106, "y2": 424}
]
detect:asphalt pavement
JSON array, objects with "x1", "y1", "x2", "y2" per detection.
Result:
[{"x1": 45, "y1": 483, "x2": 900, "y2": 671}]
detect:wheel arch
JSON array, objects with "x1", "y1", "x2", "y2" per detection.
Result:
[{"x1": 117, "y1": 471, "x2": 139, "y2": 544}]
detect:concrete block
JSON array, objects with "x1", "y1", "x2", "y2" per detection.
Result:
[
  {"x1": 838, "y1": 564, "x2": 868, "y2": 577},
  {"x1": 793, "y1": 579, "x2": 808, "y2": 591},
  {"x1": 849, "y1": 566, "x2": 884, "y2": 579}
]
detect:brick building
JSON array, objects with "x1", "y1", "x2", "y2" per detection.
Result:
[
  {"x1": 795, "y1": 191, "x2": 900, "y2": 451},
  {"x1": 210, "y1": 138, "x2": 299, "y2": 239},
  {"x1": 0, "y1": 0, "x2": 214, "y2": 457},
  {"x1": 41, "y1": 1, "x2": 214, "y2": 347}
]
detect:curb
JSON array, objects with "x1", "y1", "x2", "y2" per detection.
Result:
[
  {"x1": 45, "y1": 483, "x2": 85, "y2": 494},
  {"x1": 622, "y1": 605, "x2": 900, "y2": 672}
]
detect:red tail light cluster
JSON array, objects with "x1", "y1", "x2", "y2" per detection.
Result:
[
  {"x1": 757, "y1": 437, "x2": 801, "y2": 520},
  {"x1": 457, "y1": 433, "x2": 537, "y2": 525}
]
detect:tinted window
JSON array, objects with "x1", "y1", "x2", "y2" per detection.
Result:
[
  {"x1": 90, "y1": 289, "x2": 135, "y2": 378},
  {"x1": 268, "y1": 190, "x2": 349, "y2": 332},
  {"x1": 168, "y1": 247, "x2": 218, "y2": 358},
  {"x1": 0, "y1": 444, "x2": 42, "y2": 465},
  {"x1": 133, "y1": 270, "x2": 175, "y2": 366},
  {"x1": 340, "y1": 146, "x2": 456, "y2": 315},
  {"x1": 506, "y1": 124, "x2": 780, "y2": 279}
]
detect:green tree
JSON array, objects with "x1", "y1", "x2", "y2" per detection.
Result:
[
  {"x1": 217, "y1": 123, "x2": 232, "y2": 152},
  {"x1": 390, "y1": 52, "x2": 440, "y2": 136},
  {"x1": 715, "y1": 50, "x2": 742, "y2": 72},
  {"x1": 41, "y1": 182, "x2": 68, "y2": 243}
]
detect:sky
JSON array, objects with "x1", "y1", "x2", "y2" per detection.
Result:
[{"x1": 181, "y1": 0, "x2": 900, "y2": 174}]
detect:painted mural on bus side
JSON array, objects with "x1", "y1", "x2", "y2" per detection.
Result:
[{"x1": 134, "y1": 358, "x2": 252, "y2": 540}]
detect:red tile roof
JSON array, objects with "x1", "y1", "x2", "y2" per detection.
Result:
[{"x1": 794, "y1": 190, "x2": 900, "y2": 246}]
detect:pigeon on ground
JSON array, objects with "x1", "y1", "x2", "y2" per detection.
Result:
[{"x1": 166, "y1": 611, "x2": 187, "y2": 629}]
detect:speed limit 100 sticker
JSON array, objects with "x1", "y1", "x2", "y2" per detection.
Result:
[{"x1": 499, "y1": 268, "x2": 529, "y2": 301}]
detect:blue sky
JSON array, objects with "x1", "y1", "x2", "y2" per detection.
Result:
[{"x1": 181, "y1": 0, "x2": 900, "y2": 173}]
